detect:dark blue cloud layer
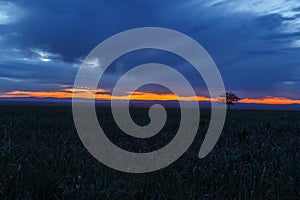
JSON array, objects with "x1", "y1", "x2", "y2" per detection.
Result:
[{"x1": 0, "y1": 0, "x2": 300, "y2": 98}]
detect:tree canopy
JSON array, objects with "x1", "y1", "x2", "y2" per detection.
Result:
[{"x1": 218, "y1": 92, "x2": 240, "y2": 108}]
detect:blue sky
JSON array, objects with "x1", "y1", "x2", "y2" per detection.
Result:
[{"x1": 0, "y1": 0, "x2": 300, "y2": 100}]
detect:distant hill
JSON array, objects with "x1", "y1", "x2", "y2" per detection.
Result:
[{"x1": 0, "y1": 98, "x2": 300, "y2": 110}]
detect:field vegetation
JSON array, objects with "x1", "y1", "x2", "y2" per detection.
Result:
[{"x1": 0, "y1": 106, "x2": 299, "y2": 199}]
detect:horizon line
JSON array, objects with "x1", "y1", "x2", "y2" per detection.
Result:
[{"x1": 1, "y1": 88, "x2": 300, "y2": 105}]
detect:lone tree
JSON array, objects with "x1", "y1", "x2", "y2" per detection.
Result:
[{"x1": 218, "y1": 92, "x2": 240, "y2": 109}]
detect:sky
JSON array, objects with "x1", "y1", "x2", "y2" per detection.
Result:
[{"x1": 0, "y1": 0, "x2": 300, "y2": 104}]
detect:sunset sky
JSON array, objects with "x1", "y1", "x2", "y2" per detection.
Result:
[{"x1": 0, "y1": 0, "x2": 300, "y2": 105}]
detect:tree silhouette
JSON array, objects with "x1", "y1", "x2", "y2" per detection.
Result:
[{"x1": 218, "y1": 92, "x2": 240, "y2": 109}]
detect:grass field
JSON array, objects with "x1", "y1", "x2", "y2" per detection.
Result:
[{"x1": 0, "y1": 106, "x2": 299, "y2": 199}]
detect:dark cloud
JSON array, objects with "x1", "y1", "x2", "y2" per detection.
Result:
[
  {"x1": 293, "y1": 6, "x2": 300, "y2": 12},
  {"x1": 0, "y1": 59, "x2": 78, "y2": 92},
  {"x1": 0, "y1": 0, "x2": 300, "y2": 99},
  {"x1": 9, "y1": 0, "x2": 173, "y2": 62}
]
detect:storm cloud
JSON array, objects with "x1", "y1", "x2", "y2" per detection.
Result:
[{"x1": 0, "y1": 0, "x2": 300, "y2": 99}]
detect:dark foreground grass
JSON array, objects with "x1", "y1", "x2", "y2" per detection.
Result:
[{"x1": 0, "y1": 106, "x2": 299, "y2": 199}]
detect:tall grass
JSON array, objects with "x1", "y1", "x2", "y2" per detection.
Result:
[{"x1": 0, "y1": 106, "x2": 299, "y2": 199}]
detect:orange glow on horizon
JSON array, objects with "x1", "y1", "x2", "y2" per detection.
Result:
[
  {"x1": 0, "y1": 88, "x2": 300, "y2": 105},
  {"x1": 240, "y1": 97, "x2": 300, "y2": 105}
]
